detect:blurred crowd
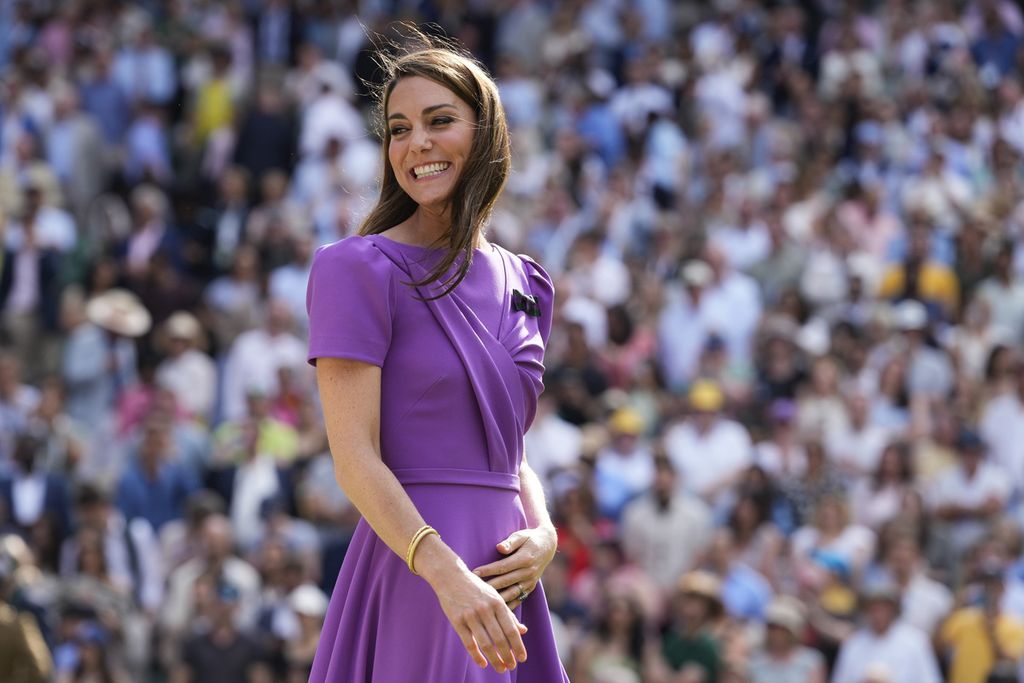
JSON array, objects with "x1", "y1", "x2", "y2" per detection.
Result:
[{"x1": 3, "y1": 0, "x2": 1024, "y2": 682}]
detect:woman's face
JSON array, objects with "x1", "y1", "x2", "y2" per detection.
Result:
[{"x1": 387, "y1": 76, "x2": 477, "y2": 214}]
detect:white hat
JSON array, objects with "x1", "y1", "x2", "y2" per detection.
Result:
[
  {"x1": 894, "y1": 299, "x2": 928, "y2": 331},
  {"x1": 289, "y1": 584, "x2": 329, "y2": 618},
  {"x1": 163, "y1": 311, "x2": 202, "y2": 341},
  {"x1": 681, "y1": 260, "x2": 714, "y2": 288},
  {"x1": 86, "y1": 289, "x2": 152, "y2": 337}
]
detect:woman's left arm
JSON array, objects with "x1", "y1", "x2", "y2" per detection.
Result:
[{"x1": 472, "y1": 453, "x2": 559, "y2": 608}]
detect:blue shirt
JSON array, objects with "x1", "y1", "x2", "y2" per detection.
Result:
[
  {"x1": 115, "y1": 459, "x2": 199, "y2": 530},
  {"x1": 80, "y1": 78, "x2": 131, "y2": 143}
]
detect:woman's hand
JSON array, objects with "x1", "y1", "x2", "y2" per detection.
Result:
[
  {"x1": 472, "y1": 526, "x2": 558, "y2": 609},
  {"x1": 417, "y1": 537, "x2": 528, "y2": 673}
]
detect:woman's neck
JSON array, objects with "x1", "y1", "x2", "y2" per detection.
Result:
[
  {"x1": 406, "y1": 207, "x2": 451, "y2": 247},
  {"x1": 402, "y1": 208, "x2": 487, "y2": 250}
]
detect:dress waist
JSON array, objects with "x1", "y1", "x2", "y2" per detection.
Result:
[{"x1": 391, "y1": 467, "x2": 520, "y2": 492}]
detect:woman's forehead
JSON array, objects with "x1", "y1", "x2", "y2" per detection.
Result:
[{"x1": 387, "y1": 75, "x2": 471, "y2": 116}]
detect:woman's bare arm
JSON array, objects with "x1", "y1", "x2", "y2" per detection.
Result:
[
  {"x1": 316, "y1": 357, "x2": 527, "y2": 672},
  {"x1": 519, "y1": 454, "x2": 557, "y2": 534}
]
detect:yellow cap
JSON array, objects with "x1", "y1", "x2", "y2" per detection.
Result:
[
  {"x1": 609, "y1": 408, "x2": 644, "y2": 436},
  {"x1": 689, "y1": 379, "x2": 724, "y2": 412}
]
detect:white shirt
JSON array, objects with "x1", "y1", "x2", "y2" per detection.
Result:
[
  {"x1": 658, "y1": 287, "x2": 715, "y2": 389},
  {"x1": 568, "y1": 254, "x2": 630, "y2": 307},
  {"x1": 621, "y1": 492, "x2": 712, "y2": 590},
  {"x1": 524, "y1": 412, "x2": 583, "y2": 494},
  {"x1": 826, "y1": 422, "x2": 889, "y2": 476},
  {"x1": 299, "y1": 92, "x2": 365, "y2": 158},
  {"x1": 222, "y1": 328, "x2": 308, "y2": 420},
  {"x1": 981, "y1": 393, "x2": 1024, "y2": 492},
  {"x1": 663, "y1": 418, "x2": 752, "y2": 503},
  {"x1": 901, "y1": 572, "x2": 954, "y2": 636},
  {"x1": 792, "y1": 524, "x2": 877, "y2": 575},
  {"x1": 156, "y1": 349, "x2": 217, "y2": 421},
  {"x1": 831, "y1": 621, "x2": 941, "y2": 683},
  {"x1": 929, "y1": 462, "x2": 1011, "y2": 551},
  {"x1": 754, "y1": 440, "x2": 807, "y2": 479},
  {"x1": 929, "y1": 462, "x2": 1011, "y2": 510},
  {"x1": 11, "y1": 472, "x2": 46, "y2": 526},
  {"x1": 704, "y1": 270, "x2": 763, "y2": 364},
  {"x1": 709, "y1": 222, "x2": 771, "y2": 271},
  {"x1": 231, "y1": 454, "x2": 281, "y2": 547},
  {"x1": 269, "y1": 263, "x2": 313, "y2": 331}
]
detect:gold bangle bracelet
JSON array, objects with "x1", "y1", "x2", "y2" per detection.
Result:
[{"x1": 406, "y1": 525, "x2": 440, "y2": 575}]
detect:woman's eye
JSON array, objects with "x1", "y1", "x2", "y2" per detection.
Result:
[
  {"x1": 432, "y1": 117, "x2": 453, "y2": 126},
  {"x1": 390, "y1": 126, "x2": 407, "y2": 136}
]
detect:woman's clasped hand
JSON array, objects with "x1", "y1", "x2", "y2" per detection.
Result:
[{"x1": 474, "y1": 527, "x2": 559, "y2": 608}]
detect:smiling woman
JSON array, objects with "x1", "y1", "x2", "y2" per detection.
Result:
[
  {"x1": 305, "y1": 27, "x2": 569, "y2": 683},
  {"x1": 358, "y1": 35, "x2": 512, "y2": 299}
]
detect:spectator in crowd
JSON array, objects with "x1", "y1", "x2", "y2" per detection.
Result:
[
  {"x1": 0, "y1": 534, "x2": 52, "y2": 682},
  {"x1": 115, "y1": 416, "x2": 200, "y2": 533},
  {"x1": 930, "y1": 430, "x2": 1011, "y2": 567},
  {"x1": 171, "y1": 580, "x2": 271, "y2": 683},
  {"x1": 663, "y1": 379, "x2": 753, "y2": 510},
  {"x1": 593, "y1": 408, "x2": 654, "y2": 520},
  {"x1": 621, "y1": 455, "x2": 712, "y2": 594},
  {"x1": 831, "y1": 582, "x2": 942, "y2": 683},
  {"x1": 154, "y1": 311, "x2": 216, "y2": 424},
  {"x1": 748, "y1": 596, "x2": 825, "y2": 683},
  {"x1": 656, "y1": 571, "x2": 723, "y2": 683},
  {"x1": 940, "y1": 561, "x2": 1024, "y2": 683}
]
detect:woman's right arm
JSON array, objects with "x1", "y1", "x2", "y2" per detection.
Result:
[{"x1": 316, "y1": 357, "x2": 528, "y2": 673}]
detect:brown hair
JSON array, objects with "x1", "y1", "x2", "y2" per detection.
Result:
[{"x1": 359, "y1": 29, "x2": 511, "y2": 299}]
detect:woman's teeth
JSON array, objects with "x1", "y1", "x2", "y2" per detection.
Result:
[{"x1": 414, "y1": 162, "x2": 450, "y2": 178}]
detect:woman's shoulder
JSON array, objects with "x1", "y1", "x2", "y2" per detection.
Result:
[
  {"x1": 314, "y1": 234, "x2": 389, "y2": 266},
  {"x1": 506, "y1": 248, "x2": 553, "y2": 291},
  {"x1": 311, "y1": 235, "x2": 397, "y2": 283}
]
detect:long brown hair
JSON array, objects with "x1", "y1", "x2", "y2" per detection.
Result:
[{"x1": 359, "y1": 30, "x2": 512, "y2": 299}]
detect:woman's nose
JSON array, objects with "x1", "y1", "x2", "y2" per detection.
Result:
[{"x1": 410, "y1": 125, "x2": 432, "y2": 151}]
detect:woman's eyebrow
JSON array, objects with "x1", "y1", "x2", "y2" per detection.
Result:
[{"x1": 387, "y1": 103, "x2": 457, "y2": 121}]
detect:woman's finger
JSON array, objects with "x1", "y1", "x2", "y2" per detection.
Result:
[
  {"x1": 479, "y1": 608, "x2": 518, "y2": 672},
  {"x1": 484, "y1": 566, "x2": 538, "y2": 592},
  {"x1": 474, "y1": 546, "x2": 540, "y2": 578},
  {"x1": 499, "y1": 581, "x2": 534, "y2": 603},
  {"x1": 455, "y1": 619, "x2": 487, "y2": 669},
  {"x1": 496, "y1": 530, "x2": 529, "y2": 554},
  {"x1": 467, "y1": 613, "x2": 507, "y2": 672},
  {"x1": 495, "y1": 603, "x2": 529, "y2": 664},
  {"x1": 473, "y1": 553, "x2": 529, "y2": 578}
]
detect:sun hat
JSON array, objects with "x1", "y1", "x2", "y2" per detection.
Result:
[
  {"x1": 764, "y1": 596, "x2": 806, "y2": 638},
  {"x1": 85, "y1": 288, "x2": 152, "y2": 337}
]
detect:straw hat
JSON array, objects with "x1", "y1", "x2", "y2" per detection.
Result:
[
  {"x1": 764, "y1": 596, "x2": 806, "y2": 638},
  {"x1": 676, "y1": 571, "x2": 724, "y2": 614},
  {"x1": 85, "y1": 289, "x2": 152, "y2": 337}
]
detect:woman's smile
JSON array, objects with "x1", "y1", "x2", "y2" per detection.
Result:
[{"x1": 411, "y1": 161, "x2": 452, "y2": 180}]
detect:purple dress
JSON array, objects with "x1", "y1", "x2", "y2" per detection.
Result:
[{"x1": 305, "y1": 234, "x2": 570, "y2": 682}]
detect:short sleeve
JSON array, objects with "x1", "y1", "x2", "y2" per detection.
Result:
[
  {"x1": 517, "y1": 253, "x2": 555, "y2": 347},
  {"x1": 306, "y1": 237, "x2": 396, "y2": 367}
]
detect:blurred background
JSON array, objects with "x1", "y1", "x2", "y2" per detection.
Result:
[{"x1": 2, "y1": 0, "x2": 1024, "y2": 682}]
